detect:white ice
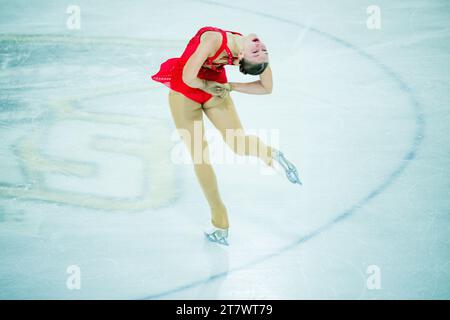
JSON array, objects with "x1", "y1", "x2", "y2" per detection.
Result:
[{"x1": 0, "y1": 0, "x2": 449, "y2": 299}]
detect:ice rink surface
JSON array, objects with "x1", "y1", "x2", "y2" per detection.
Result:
[{"x1": 0, "y1": 0, "x2": 449, "y2": 299}]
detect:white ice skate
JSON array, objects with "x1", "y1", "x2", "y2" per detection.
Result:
[
  {"x1": 204, "y1": 227, "x2": 229, "y2": 246},
  {"x1": 271, "y1": 148, "x2": 302, "y2": 185}
]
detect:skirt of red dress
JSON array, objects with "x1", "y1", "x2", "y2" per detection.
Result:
[{"x1": 151, "y1": 57, "x2": 228, "y2": 105}]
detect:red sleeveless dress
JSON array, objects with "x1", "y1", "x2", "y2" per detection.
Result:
[{"x1": 151, "y1": 26, "x2": 243, "y2": 104}]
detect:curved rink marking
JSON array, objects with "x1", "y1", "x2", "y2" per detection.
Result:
[{"x1": 145, "y1": 1, "x2": 424, "y2": 299}]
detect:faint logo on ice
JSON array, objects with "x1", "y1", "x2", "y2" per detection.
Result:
[
  {"x1": 66, "y1": 5, "x2": 81, "y2": 30},
  {"x1": 0, "y1": 88, "x2": 176, "y2": 211},
  {"x1": 366, "y1": 5, "x2": 381, "y2": 30},
  {"x1": 66, "y1": 265, "x2": 81, "y2": 290},
  {"x1": 0, "y1": 35, "x2": 182, "y2": 212},
  {"x1": 366, "y1": 264, "x2": 381, "y2": 290}
]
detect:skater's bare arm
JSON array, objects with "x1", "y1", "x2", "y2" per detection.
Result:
[
  {"x1": 229, "y1": 65, "x2": 273, "y2": 95},
  {"x1": 182, "y1": 33, "x2": 219, "y2": 89}
]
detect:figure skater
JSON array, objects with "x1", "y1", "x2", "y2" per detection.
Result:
[{"x1": 151, "y1": 26, "x2": 301, "y2": 245}]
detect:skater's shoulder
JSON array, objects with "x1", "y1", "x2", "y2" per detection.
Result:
[{"x1": 199, "y1": 31, "x2": 222, "y2": 46}]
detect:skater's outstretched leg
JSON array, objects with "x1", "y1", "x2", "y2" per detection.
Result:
[
  {"x1": 204, "y1": 94, "x2": 301, "y2": 185},
  {"x1": 169, "y1": 90, "x2": 229, "y2": 229},
  {"x1": 203, "y1": 94, "x2": 274, "y2": 167}
]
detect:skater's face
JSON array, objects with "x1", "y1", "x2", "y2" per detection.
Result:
[{"x1": 241, "y1": 33, "x2": 268, "y2": 64}]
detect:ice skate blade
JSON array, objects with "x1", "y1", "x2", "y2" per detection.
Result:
[
  {"x1": 204, "y1": 231, "x2": 229, "y2": 246},
  {"x1": 272, "y1": 150, "x2": 303, "y2": 186}
]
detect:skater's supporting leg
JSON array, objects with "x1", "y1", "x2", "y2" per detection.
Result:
[
  {"x1": 203, "y1": 95, "x2": 274, "y2": 167},
  {"x1": 169, "y1": 90, "x2": 229, "y2": 229}
]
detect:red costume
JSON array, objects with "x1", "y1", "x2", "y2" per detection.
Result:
[{"x1": 151, "y1": 26, "x2": 242, "y2": 104}]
